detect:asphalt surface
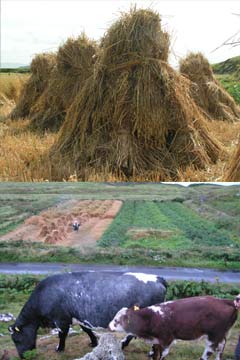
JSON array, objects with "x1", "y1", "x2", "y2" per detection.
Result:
[{"x1": 0, "y1": 263, "x2": 239, "y2": 283}]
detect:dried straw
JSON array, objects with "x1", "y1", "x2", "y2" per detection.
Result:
[
  {"x1": 179, "y1": 52, "x2": 240, "y2": 123},
  {"x1": 224, "y1": 142, "x2": 240, "y2": 181},
  {"x1": 10, "y1": 53, "x2": 56, "y2": 119},
  {"x1": 49, "y1": 8, "x2": 224, "y2": 180},
  {"x1": 29, "y1": 34, "x2": 97, "y2": 132}
]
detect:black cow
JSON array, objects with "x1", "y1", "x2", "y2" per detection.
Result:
[
  {"x1": 236, "y1": 335, "x2": 240, "y2": 360},
  {"x1": 9, "y1": 271, "x2": 167, "y2": 358}
]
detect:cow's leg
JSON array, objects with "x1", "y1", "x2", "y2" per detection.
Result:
[
  {"x1": 56, "y1": 325, "x2": 70, "y2": 352},
  {"x1": 80, "y1": 324, "x2": 98, "y2": 347},
  {"x1": 148, "y1": 345, "x2": 160, "y2": 360},
  {"x1": 214, "y1": 338, "x2": 226, "y2": 360},
  {"x1": 121, "y1": 334, "x2": 136, "y2": 349},
  {"x1": 160, "y1": 346, "x2": 171, "y2": 360},
  {"x1": 200, "y1": 338, "x2": 215, "y2": 360}
]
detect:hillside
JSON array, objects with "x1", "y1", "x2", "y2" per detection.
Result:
[{"x1": 212, "y1": 56, "x2": 240, "y2": 75}]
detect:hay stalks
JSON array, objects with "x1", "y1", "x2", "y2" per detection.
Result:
[
  {"x1": 224, "y1": 142, "x2": 240, "y2": 181},
  {"x1": 49, "y1": 8, "x2": 224, "y2": 180},
  {"x1": 179, "y1": 52, "x2": 240, "y2": 123},
  {"x1": 29, "y1": 34, "x2": 97, "y2": 132},
  {"x1": 10, "y1": 53, "x2": 56, "y2": 120}
]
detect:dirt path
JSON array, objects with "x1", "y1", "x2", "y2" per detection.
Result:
[{"x1": 0, "y1": 200, "x2": 122, "y2": 248}]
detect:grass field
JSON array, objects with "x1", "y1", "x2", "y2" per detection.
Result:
[
  {"x1": 0, "y1": 183, "x2": 239, "y2": 269},
  {"x1": 0, "y1": 275, "x2": 239, "y2": 359}
]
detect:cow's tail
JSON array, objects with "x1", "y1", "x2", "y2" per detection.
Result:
[{"x1": 234, "y1": 294, "x2": 240, "y2": 310}]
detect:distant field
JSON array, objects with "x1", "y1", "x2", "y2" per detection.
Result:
[
  {"x1": 0, "y1": 72, "x2": 29, "y2": 102},
  {"x1": 0, "y1": 183, "x2": 239, "y2": 269}
]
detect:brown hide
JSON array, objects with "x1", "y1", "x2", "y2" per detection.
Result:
[{"x1": 124, "y1": 296, "x2": 238, "y2": 345}]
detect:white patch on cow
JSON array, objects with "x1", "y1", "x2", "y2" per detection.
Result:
[
  {"x1": 124, "y1": 273, "x2": 158, "y2": 284},
  {"x1": 160, "y1": 347, "x2": 170, "y2": 359},
  {"x1": 162, "y1": 301, "x2": 173, "y2": 305},
  {"x1": 201, "y1": 339, "x2": 214, "y2": 360},
  {"x1": 149, "y1": 305, "x2": 165, "y2": 317},
  {"x1": 109, "y1": 307, "x2": 128, "y2": 332},
  {"x1": 215, "y1": 339, "x2": 226, "y2": 360}
]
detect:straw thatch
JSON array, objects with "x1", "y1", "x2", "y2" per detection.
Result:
[
  {"x1": 10, "y1": 53, "x2": 56, "y2": 119},
  {"x1": 179, "y1": 52, "x2": 240, "y2": 122},
  {"x1": 225, "y1": 142, "x2": 240, "y2": 181},
  {"x1": 50, "y1": 8, "x2": 223, "y2": 180},
  {"x1": 29, "y1": 34, "x2": 97, "y2": 132}
]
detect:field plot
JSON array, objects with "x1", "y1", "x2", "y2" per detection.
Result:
[
  {"x1": 0, "y1": 200, "x2": 122, "y2": 248},
  {"x1": 0, "y1": 183, "x2": 239, "y2": 269}
]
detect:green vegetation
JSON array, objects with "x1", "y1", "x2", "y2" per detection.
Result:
[
  {"x1": 216, "y1": 74, "x2": 240, "y2": 104},
  {"x1": 100, "y1": 200, "x2": 238, "y2": 248},
  {"x1": 0, "y1": 67, "x2": 30, "y2": 74},
  {"x1": 212, "y1": 56, "x2": 240, "y2": 104},
  {"x1": 212, "y1": 56, "x2": 240, "y2": 75}
]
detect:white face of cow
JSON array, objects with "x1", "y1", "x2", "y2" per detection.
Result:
[{"x1": 109, "y1": 307, "x2": 128, "y2": 332}]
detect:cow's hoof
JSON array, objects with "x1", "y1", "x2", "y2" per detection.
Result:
[
  {"x1": 148, "y1": 351, "x2": 154, "y2": 358},
  {"x1": 90, "y1": 342, "x2": 98, "y2": 348},
  {"x1": 55, "y1": 346, "x2": 64, "y2": 352}
]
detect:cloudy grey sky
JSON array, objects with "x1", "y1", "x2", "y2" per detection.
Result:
[{"x1": 1, "y1": 0, "x2": 240, "y2": 67}]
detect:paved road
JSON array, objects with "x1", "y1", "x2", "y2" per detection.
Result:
[{"x1": 0, "y1": 263, "x2": 239, "y2": 283}]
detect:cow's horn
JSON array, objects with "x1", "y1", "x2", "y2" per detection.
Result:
[
  {"x1": 15, "y1": 326, "x2": 20, "y2": 332},
  {"x1": 8, "y1": 326, "x2": 14, "y2": 334},
  {"x1": 133, "y1": 305, "x2": 140, "y2": 311}
]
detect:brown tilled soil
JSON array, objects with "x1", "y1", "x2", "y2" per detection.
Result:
[{"x1": 0, "y1": 200, "x2": 122, "y2": 248}]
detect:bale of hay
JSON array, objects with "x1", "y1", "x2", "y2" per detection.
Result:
[
  {"x1": 29, "y1": 34, "x2": 97, "y2": 132},
  {"x1": 10, "y1": 53, "x2": 56, "y2": 119},
  {"x1": 179, "y1": 52, "x2": 240, "y2": 122},
  {"x1": 50, "y1": 8, "x2": 224, "y2": 180},
  {"x1": 224, "y1": 142, "x2": 240, "y2": 181}
]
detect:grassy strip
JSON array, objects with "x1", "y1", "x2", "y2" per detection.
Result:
[
  {"x1": 216, "y1": 74, "x2": 240, "y2": 104},
  {"x1": 0, "y1": 241, "x2": 239, "y2": 270},
  {"x1": 99, "y1": 200, "x2": 237, "y2": 251},
  {"x1": 157, "y1": 202, "x2": 235, "y2": 246}
]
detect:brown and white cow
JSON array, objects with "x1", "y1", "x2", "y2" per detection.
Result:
[{"x1": 109, "y1": 294, "x2": 240, "y2": 360}]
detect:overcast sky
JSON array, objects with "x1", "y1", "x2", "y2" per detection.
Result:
[{"x1": 1, "y1": 0, "x2": 240, "y2": 67}]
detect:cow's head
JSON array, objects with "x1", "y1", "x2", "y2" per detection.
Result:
[
  {"x1": 8, "y1": 323, "x2": 37, "y2": 358},
  {"x1": 108, "y1": 305, "x2": 140, "y2": 332}
]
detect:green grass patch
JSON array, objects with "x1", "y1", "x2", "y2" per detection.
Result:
[{"x1": 216, "y1": 73, "x2": 240, "y2": 104}]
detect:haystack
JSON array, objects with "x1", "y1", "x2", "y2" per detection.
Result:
[
  {"x1": 179, "y1": 52, "x2": 240, "y2": 122},
  {"x1": 29, "y1": 34, "x2": 97, "y2": 132},
  {"x1": 10, "y1": 53, "x2": 56, "y2": 119},
  {"x1": 225, "y1": 142, "x2": 240, "y2": 181},
  {"x1": 50, "y1": 8, "x2": 223, "y2": 180}
]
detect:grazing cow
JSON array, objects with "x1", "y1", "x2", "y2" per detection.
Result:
[
  {"x1": 109, "y1": 294, "x2": 240, "y2": 360},
  {"x1": 235, "y1": 335, "x2": 240, "y2": 360},
  {"x1": 8, "y1": 272, "x2": 167, "y2": 358}
]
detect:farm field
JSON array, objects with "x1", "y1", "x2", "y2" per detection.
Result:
[
  {"x1": 0, "y1": 56, "x2": 240, "y2": 182},
  {"x1": 0, "y1": 183, "x2": 239, "y2": 269},
  {"x1": 0, "y1": 275, "x2": 239, "y2": 359}
]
